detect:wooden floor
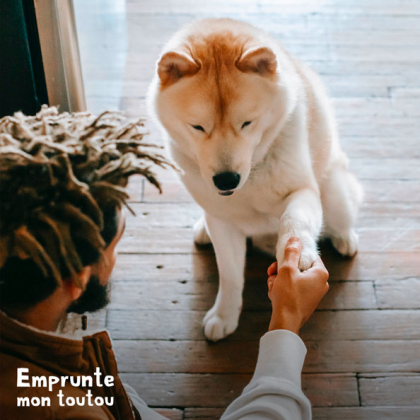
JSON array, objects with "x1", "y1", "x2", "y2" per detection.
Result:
[{"x1": 73, "y1": 0, "x2": 420, "y2": 418}]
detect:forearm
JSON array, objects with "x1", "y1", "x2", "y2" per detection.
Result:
[
  {"x1": 220, "y1": 330, "x2": 311, "y2": 420},
  {"x1": 124, "y1": 384, "x2": 168, "y2": 420}
]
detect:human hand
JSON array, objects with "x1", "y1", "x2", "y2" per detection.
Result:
[{"x1": 267, "y1": 237, "x2": 329, "y2": 334}]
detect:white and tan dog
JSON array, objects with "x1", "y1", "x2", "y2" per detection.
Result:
[{"x1": 148, "y1": 18, "x2": 363, "y2": 341}]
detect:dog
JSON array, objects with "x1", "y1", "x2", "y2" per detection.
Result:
[{"x1": 148, "y1": 18, "x2": 363, "y2": 341}]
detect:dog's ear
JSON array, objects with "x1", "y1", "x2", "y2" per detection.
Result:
[
  {"x1": 157, "y1": 51, "x2": 200, "y2": 86},
  {"x1": 236, "y1": 47, "x2": 277, "y2": 76}
]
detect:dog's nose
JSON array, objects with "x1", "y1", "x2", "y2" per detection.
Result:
[{"x1": 213, "y1": 172, "x2": 241, "y2": 191}]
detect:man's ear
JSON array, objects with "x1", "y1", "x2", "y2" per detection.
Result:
[
  {"x1": 236, "y1": 47, "x2": 277, "y2": 76},
  {"x1": 157, "y1": 51, "x2": 200, "y2": 86},
  {"x1": 68, "y1": 266, "x2": 92, "y2": 300}
]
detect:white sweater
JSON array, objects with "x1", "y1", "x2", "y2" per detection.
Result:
[{"x1": 125, "y1": 330, "x2": 312, "y2": 420}]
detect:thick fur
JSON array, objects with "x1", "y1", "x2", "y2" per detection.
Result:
[{"x1": 149, "y1": 19, "x2": 363, "y2": 341}]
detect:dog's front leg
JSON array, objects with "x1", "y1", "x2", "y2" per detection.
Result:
[
  {"x1": 277, "y1": 188, "x2": 323, "y2": 270},
  {"x1": 202, "y1": 212, "x2": 246, "y2": 341}
]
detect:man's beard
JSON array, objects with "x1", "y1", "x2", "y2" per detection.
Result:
[{"x1": 67, "y1": 275, "x2": 110, "y2": 314}]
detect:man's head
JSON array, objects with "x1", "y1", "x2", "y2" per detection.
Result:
[
  {"x1": 0, "y1": 206, "x2": 125, "y2": 315},
  {"x1": 67, "y1": 208, "x2": 126, "y2": 315},
  {"x1": 0, "y1": 106, "x2": 171, "y2": 319}
]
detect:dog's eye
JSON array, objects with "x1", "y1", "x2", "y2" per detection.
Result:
[
  {"x1": 192, "y1": 125, "x2": 205, "y2": 132},
  {"x1": 241, "y1": 121, "x2": 252, "y2": 129}
]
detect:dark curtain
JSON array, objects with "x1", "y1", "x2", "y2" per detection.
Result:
[{"x1": 0, "y1": 0, "x2": 48, "y2": 117}]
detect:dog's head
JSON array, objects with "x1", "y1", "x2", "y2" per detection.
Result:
[{"x1": 152, "y1": 21, "x2": 293, "y2": 196}]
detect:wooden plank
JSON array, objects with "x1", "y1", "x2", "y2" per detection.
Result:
[
  {"x1": 108, "y1": 280, "x2": 218, "y2": 311},
  {"x1": 126, "y1": 175, "x2": 144, "y2": 203},
  {"x1": 118, "y1": 228, "x2": 196, "y2": 254},
  {"x1": 318, "y1": 282, "x2": 376, "y2": 310},
  {"x1": 341, "y1": 136, "x2": 420, "y2": 158},
  {"x1": 350, "y1": 158, "x2": 420, "y2": 180},
  {"x1": 122, "y1": 12, "x2": 420, "y2": 33},
  {"x1": 308, "y1": 373, "x2": 360, "y2": 407},
  {"x1": 359, "y1": 375, "x2": 420, "y2": 406},
  {"x1": 356, "y1": 229, "x2": 420, "y2": 252},
  {"x1": 111, "y1": 253, "x2": 217, "y2": 283},
  {"x1": 304, "y1": 340, "x2": 420, "y2": 373},
  {"x1": 113, "y1": 339, "x2": 420, "y2": 374},
  {"x1": 338, "y1": 119, "x2": 419, "y2": 138},
  {"x1": 108, "y1": 279, "x2": 376, "y2": 311},
  {"x1": 301, "y1": 310, "x2": 420, "y2": 341},
  {"x1": 107, "y1": 310, "x2": 420, "y2": 341},
  {"x1": 184, "y1": 407, "x2": 420, "y2": 420},
  {"x1": 125, "y1": 203, "x2": 420, "y2": 229},
  {"x1": 184, "y1": 408, "x2": 224, "y2": 420},
  {"x1": 119, "y1": 373, "x2": 251, "y2": 408},
  {"x1": 358, "y1": 202, "x2": 420, "y2": 218},
  {"x1": 361, "y1": 181, "x2": 420, "y2": 202},
  {"x1": 155, "y1": 408, "x2": 184, "y2": 420},
  {"x1": 112, "y1": 251, "x2": 420, "y2": 283},
  {"x1": 392, "y1": 87, "x2": 420, "y2": 98},
  {"x1": 118, "y1": 226, "x2": 420, "y2": 253},
  {"x1": 114, "y1": 340, "x2": 260, "y2": 374},
  {"x1": 108, "y1": 309, "x2": 207, "y2": 341},
  {"x1": 184, "y1": 406, "x2": 420, "y2": 420},
  {"x1": 333, "y1": 97, "x2": 420, "y2": 117},
  {"x1": 126, "y1": 203, "x2": 200, "y2": 229},
  {"x1": 312, "y1": 407, "x2": 420, "y2": 420},
  {"x1": 118, "y1": 373, "x2": 358, "y2": 407},
  {"x1": 375, "y1": 278, "x2": 420, "y2": 309},
  {"x1": 126, "y1": 0, "x2": 420, "y2": 16}
]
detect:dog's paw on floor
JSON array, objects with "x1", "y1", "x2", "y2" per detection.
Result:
[
  {"x1": 331, "y1": 229, "x2": 358, "y2": 257},
  {"x1": 193, "y1": 217, "x2": 212, "y2": 246},
  {"x1": 203, "y1": 308, "x2": 239, "y2": 342}
]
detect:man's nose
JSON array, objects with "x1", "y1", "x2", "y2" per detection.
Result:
[{"x1": 212, "y1": 172, "x2": 241, "y2": 191}]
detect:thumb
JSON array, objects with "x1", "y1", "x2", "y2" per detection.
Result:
[{"x1": 282, "y1": 237, "x2": 302, "y2": 268}]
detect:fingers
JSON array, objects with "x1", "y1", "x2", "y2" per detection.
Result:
[
  {"x1": 304, "y1": 255, "x2": 329, "y2": 282},
  {"x1": 267, "y1": 274, "x2": 276, "y2": 293},
  {"x1": 282, "y1": 237, "x2": 302, "y2": 268},
  {"x1": 310, "y1": 255, "x2": 327, "y2": 271},
  {"x1": 313, "y1": 256, "x2": 329, "y2": 280},
  {"x1": 267, "y1": 262, "x2": 277, "y2": 276}
]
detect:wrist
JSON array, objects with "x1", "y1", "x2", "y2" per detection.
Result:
[{"x1": 269, "y1": 313, "x2": 301, "y2": 335}]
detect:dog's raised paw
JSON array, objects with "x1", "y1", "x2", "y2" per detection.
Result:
[
  {"x1": 203, "y1": 312, "x2": 238, "y2": 342},
  {"x1": 277, "y1": 235, "x2": 318, "y2": 271},
  {"x1": 299, "y1": 245, "x2": 318, "y2": 271}
]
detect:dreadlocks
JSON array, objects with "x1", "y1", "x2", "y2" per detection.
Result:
[{"x1": 0, "y1": 105, "x2": 174, "y2": 308}]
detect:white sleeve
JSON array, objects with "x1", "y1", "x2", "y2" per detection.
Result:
[
  {"x1": 220, "y1": 330, "x2": 312, "y2": 420},
  {"x1": 124, "y1": 383, "x2": 169, "y2": 420}
]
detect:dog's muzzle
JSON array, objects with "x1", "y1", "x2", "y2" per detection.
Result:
[{"x1": 213, "y1": 172, "x2": 240, "y2": 195}]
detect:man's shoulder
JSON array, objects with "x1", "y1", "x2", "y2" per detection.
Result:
[{"x1": 0, "y1": 351, "x2": 52, "y2": 382}]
